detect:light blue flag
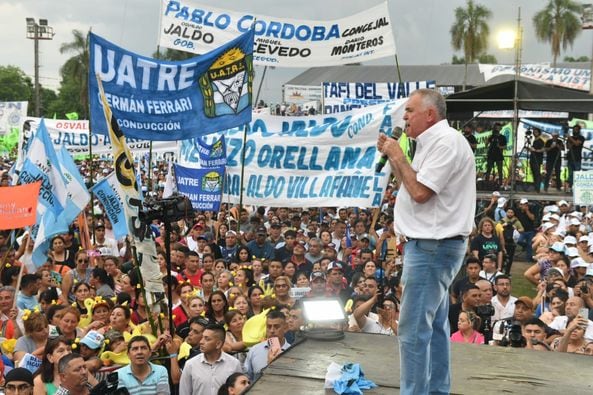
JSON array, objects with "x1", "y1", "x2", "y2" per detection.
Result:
[
  {"x1": 57, "y1": 147, "x2": 90, "y2": 223},
  {"x1": 18, "y1": 119, "x2": 69, "y2": 266},
  {"x1": 91, "y1": 173, "x2": 130, "y2": 240}
]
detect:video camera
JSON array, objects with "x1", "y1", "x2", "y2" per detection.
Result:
[
  {"x1": 475, "y1": 304, "x2": 495, "y2": 344},
  {"x1": 89, "y1": 372, "x2": 129, "y2": 395},
  {"x1": 138, "y1": 194, "x2": 194, "y2": 224},
  {"x1": 492, "y1": 319, "x2": 526, "y2": 347}
]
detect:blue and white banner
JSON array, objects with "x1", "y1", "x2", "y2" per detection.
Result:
[
  {"x1": 323, "y1": 81, "x2": 436, "y2": 114},
  {"x1": 159, "y1": 1, "x2": 396, "y2": 67},
  {"x1": 174, "y1": 164, "x2": 224, "y2": 211},
  {"x1": 89, "y1": 29, "x2": 254, "y2": 141},
  {"x1": 57, "y1": 147, "x2": 90, "y2": 224},
  {"x1": 197, "y1": 135, "x2": 227, "y2": 167},
  {"x1": 0, "y1": 101, "x2": 28, "y2": 136},
  {"x1": 179, "y1": 101, "x2": 406, "y2": 207},
  {"x1": 480, "y1": 63, "x2": 591, "y2": 91},
  {"x1": 91, "y1": 173, "x2": 130, "y2": 240},
  {"x1": 18, "y1": 120, "x2": 69, "y2": 266}
]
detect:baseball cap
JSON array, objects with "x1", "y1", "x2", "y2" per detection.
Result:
[
  {"x1": 256, "y1": 226, "x2": 267, "y2": 235},
  {"x1": 547, "y1": 267, "x2": 564, "y2": 278},
  {"x1": 492, "y1": 191, "x2": 501, "y2": 197},
  {"x1": 310, "y1": 271, "x2": 326, "y2": 282},
  {"x1": 569, "y1": 218, "x2": 581, "y2": 226},
  {"x1": 580, "y1": 235, "x2": 589, "y2": 243},
  {"x1": 515, "y1": 296, "x2": 534, "y2": 311},
  {"x1": 570, "y1": 258, "x2": 589, "y2": 269},
  {"x1": 358, "y1": 233, "x2": 370, "y2": 241},
  {"x1": 191, "y1": 223, "x2": 203, "y2": 231},
  {"x1": 270, "y1": 223, "x2": 281, "y2": 229},
  {"x1": 225, "y1": 230, "x2": 237, "y2": 237},
  {"x1": 564, "y1": 235, "x2": 577, "y2": 245},
  {"x1": 327, "y1": 261, "x2": 343, "y2": 272},
  {"x1": 80, "y1": 330, "x2": 104, "y2": 350},
  {"x1": 519, "y1": 198, "x2": 528, "y2": 204},
  {"x1": 325, "y1": 242, "x2": 337, "y2": 250},
  {"x1": 549, "y1": 242, "x2": 566, "y2": 253},
  {"x1": 541, "y1": 222, "x2": 556, "y2": 232},
  {"x1": 95, "y1": 222, "x2": 105, "y2": 229},
  {"x1": 558, "y1": 200, "x2": 569, "y2": 207},
  {"x1": 497, "y1": 197, "x2": 507, "y2": 208},
  {"x1": 550, "y1": 214, "x2": 561, "y2": 221},
  {"x1": 566, "y1": 247, "x2": 579, "y2": 258}
]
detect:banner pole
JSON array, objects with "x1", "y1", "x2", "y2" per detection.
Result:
[
  {"x1": 394, "y1": 54, "x2": 403, "y2": 83},
  {"x1": 148, "y1": 142, "x2": 153, "y2": 192},
  {"x1": 237, "y1": 123, "x2": 248, "y2": 235},
  {"x1": 255, "y1": 66, "x2": 268, "y2": 107},
  {"x1": 87, "y1": 30, "x2": 96, "y2": 250}
]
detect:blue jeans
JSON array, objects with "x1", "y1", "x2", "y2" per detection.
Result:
[
  {"x1": 399, "y1": 238, "x2": 467, "y2": 395},
  {"x1": 517, "y1": 230, "x2": 535, "y2": 261}
]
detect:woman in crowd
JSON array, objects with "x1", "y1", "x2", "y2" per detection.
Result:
[
  {"x1": 552, "y1": 314, "x2": 589, "y2": 353},
  {"x1": 451, "y1": 311, "x2": 484, "y2": 344},
  {"x1": 524, "y1": 243, "x2": 567, "y2": 285},
  {"x1": 206, "y1": 290, "x2": 228, "y2": 325},
  {"x1": 172, "y1": 282, "x2": 196, "y2": 327},
  {"x1": 37, "y1": 269, "x2": 59, "y2": 302},
  {"x1": 470, "y1": 217, "x2": 503, "y2": 262},
  {"x1": 32, "y1": 336, "x2": 71, "y2": 395},
  {"x1": 131, "y1": 290, "x2": 149, "y2": 325},
  {"x1": 102, "y1": 255, "x2": 124, "y2": 294},
  {"x1": 251, "y1": 260, "x2": 265, "y2": 285},
  {"x1": 247, "y1": 285, "x2": 264, "y2": 317},
  {"x1": 90, "y1": 267, "x2": 115, "y2": 298},
  {"x1": 201, "y1": 272, "x2": 215, "y2": 302},
  {"x1": 49, "y1": 236, "x2": 74, "y2": 269},
  {"x1": 273, "y1": 276, "x2": 294, "y2": 307},
  {"x1": 176, "y1": 295, "x2": 206, "y2": 338},
  {"x1": 532, "y1": 222, "x2": 557, "y2": 260},
  {"x1": 233, "y1": 267, "x2": 254, "y2": 296},
  {"x1": 62, "y1": 250, "x2": 93, "y2": 303},
  {"x1": 233, "y1": 246, "x2": 252, "y2": 266},
  {"x1": 109, "y1": 304, "x2": 134, "y2": 336},
  {"x1": 14, "y1": 311, "x2": 49, "y2": 364},
  {"x1": 231, "y1": 294, "x2": 250, "y2": 316},
  {"x1": 282, "y1": 262, "x2": 296, "y2": 283},
  {"x1": 223, "y1": 310, "x2": 247, "y2": 363},
  {"x1": 216, "y1": 223, "x2": 229, "y2": 247},
  {"x1": 216, "y1": 270, "x2": 233, "y2": 294},
  {"x1": 214, "y1": 260, "x2": 227, "y2": 277},
  {"x1": 320, "y1": 230, "x2": 332, "y2": 246},
  {"x1": 295, "y1": 271, "x2": 310, "y2": 289},
  {"x1": 350, "y1": 272, "x2": 367, "y2": 296},
  {"x1": 362, "y1": 261, "x2": 377, "y2": 280},
  {"x1": 55, "y1": 307, "x2": 84, "y2": 342},
  {"x1": 72, "y1": 282, "x2": 91, "y2": 316}
]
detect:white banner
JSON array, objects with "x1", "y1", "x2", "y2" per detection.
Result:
[
  {"x1": 322, "y1": 81, "x2": 435, "y2": 113},
  {"x1": 574, "y1": 171, "x2": 593, "y2": 205},
  {"x1": 159, "y1": 1, "x2": 396, "y2": 67},
  {"x1": 479, "y1": 64, "x2": 591, "y2": 91},
  {"x1": 0, "y1": 101, "x2": 28, "y2": 135},
  {"x1": 24, "y1": 118, "x2": 178, "y2": 156},
  {"x1": 283, "y1": 84, "x2": 322, "y2": 104},
  {"x1": 179, "y1": 101, "x2": 407, "y2": 207}
]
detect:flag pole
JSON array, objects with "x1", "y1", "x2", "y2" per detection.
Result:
[
  {"x1": 87, "y1": 30, "x2": 96, "y2": 251},
  {"x1": 254, "y1": 66, "x2": 268, "y2": 106},
  {"x1": 237, "y1": 123, "x2": 249, "y2": 235}
]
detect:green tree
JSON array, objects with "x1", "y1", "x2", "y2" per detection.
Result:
[
  {"x1": 533, "y1": 0, "x2": 583, "y2": 67},
  {"x1": 0, "y1": 66, "x2": 33, "y2": 102},
  {"x1": 59, "y1": 29, "x2": 89, "y2": 118},
  {"x1": 450, "y1": 0, "x2": 492, "y2": 89},
  {"x1": 563, "y1": 55, "x2": 590, "y2": 62}
]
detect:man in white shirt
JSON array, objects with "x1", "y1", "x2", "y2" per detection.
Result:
[
  {"x1": 491, "y1": 274, "x2": 517, "y2": 321},
  {"x1": 377, "y1": 89, "x2": 475, "y2": 395},
  {"x1": 179, "y1": 324, "x2": 242, "y2": 395},
  {"x1": 548, "y1": 296, "x2": 593, "y2": 342}
]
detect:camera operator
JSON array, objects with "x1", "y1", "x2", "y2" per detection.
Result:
[
  {"x1": 492, "y1": 297, "x2": 535, "y2": 347},
  {"x1": 485, "y1": 123, "x2": 507, "y2": 186},
  {"x1": 528, "y1": 128, "x2": 545, "y2": 193},
  {"x1": 544, "y1": 131, "x2": 565, "y2": 192},
  {"x1": 448, "y1": 284, "x2": 481, "y2": 334},
  {"x1": 566, "y1": 124, "x2": 585, "y2": 192}
]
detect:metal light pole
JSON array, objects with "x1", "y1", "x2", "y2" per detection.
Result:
[
  {"x1": 25, "y1": 18, "x2": 54, "y2": 117},
  {"x1": 509, "y1": 8, "x2": 522, "y2": 200}
]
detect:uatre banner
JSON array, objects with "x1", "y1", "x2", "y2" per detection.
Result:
[
  {"x1": 322, "y1": 81, "x2": 435, "y2": 114},
  {"x1": 479, "y1": 64, "x2": 591, "y2": 91},
  {"x1": 89, "y1": 30, "x2": 254, "y2": 141},
  {"x1": 179, "y1": 101, "x2": 406, "y2": 207},
  {"x1": 24, "y1": 118, "x2": 178, "y2": 156},
  {"x1": 159, "y1": 0, "x2": 396, "y2": 67},
  {"x1": 0, "y1": 101, "x2": 28, "y2": 135},
  {"x1": 174, "y1": 164, "x2": 224, "y2": 211}
]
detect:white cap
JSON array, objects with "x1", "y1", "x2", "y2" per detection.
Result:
[
  {"x1": 586, "y1": 266, "x2": 593, "y2": 277},
  {"x1": 497, "y1": 197, "x2": 507, "y2": 208},
  {"x1": 566, "y1": 246, "x2": 579, "y2": 258},
  {"x1": 569, "y1": 218, "x2": 581, "y2": 226},
  {"x1": 558, "y1": 200, "x2": 569, "y2": 207},
  {"x1": 571, "y1": 258, "x2": 589, "y2": 269},
  {"x1": 519, "y1": 198, "x2": 528, "y2": 204},
  {"x1": 553, "y1": 229, "x2": 566, "y2": 237},
  {"x1": 541, "y1": 222, "x2": 556, "y2": 232},
  {"x1": 548, "y1": 206, "x2": 560, "y2": 213},
  {"x1": 564, "y1": 235, "x2": 577, "y2": 245},
  {"x1": 579, "y1": 235, "x2": 589, "y2": 243},
  {"x1": 550, "y1": 214, "x2": 561, "y2": 221},
  {"x1": 542, "y1": 214, "x2": 552, "y2": 221},
  {"x1": 569, "y1": 211, "x2": 582, "y2": 218},
  {"x1": 549, "y1": 241, "x2": 566, "y2": 253},
  {"x1": 492, "y1": 191, "x2": 501, "y2": 197}
]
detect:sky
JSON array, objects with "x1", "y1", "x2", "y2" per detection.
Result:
[{"x1": 1, "y1": 0, "x2": 592, "y2": 103}]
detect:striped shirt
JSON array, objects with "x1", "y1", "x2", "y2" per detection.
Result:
[{"x1": 117, "y1": 362, "x2": 169, "y2": 395}]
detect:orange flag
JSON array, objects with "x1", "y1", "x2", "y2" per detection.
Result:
[{"x1": 0, "y1": 182, "x2": 41, "y2": 230}]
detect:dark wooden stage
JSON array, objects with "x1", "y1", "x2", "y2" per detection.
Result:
[{"x1": 248, "y1": 332, "x2": 593, "y2": 394}]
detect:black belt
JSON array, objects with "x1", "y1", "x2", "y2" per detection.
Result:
[{"x1": 407, "y1": 235, "x2": 466, "y2": 241}]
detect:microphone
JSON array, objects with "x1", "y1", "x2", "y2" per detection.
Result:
[{"x1": 376, "y1": 127, "x2": 403, "y2": 173}]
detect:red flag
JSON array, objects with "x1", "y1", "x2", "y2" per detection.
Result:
[{"x1": 0, "y1": 182, "x2": 41, "y2": 230}]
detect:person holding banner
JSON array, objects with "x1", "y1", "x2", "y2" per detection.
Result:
[{"x1": 377, "y1": 89, "x2": 475, "y2": 395}]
